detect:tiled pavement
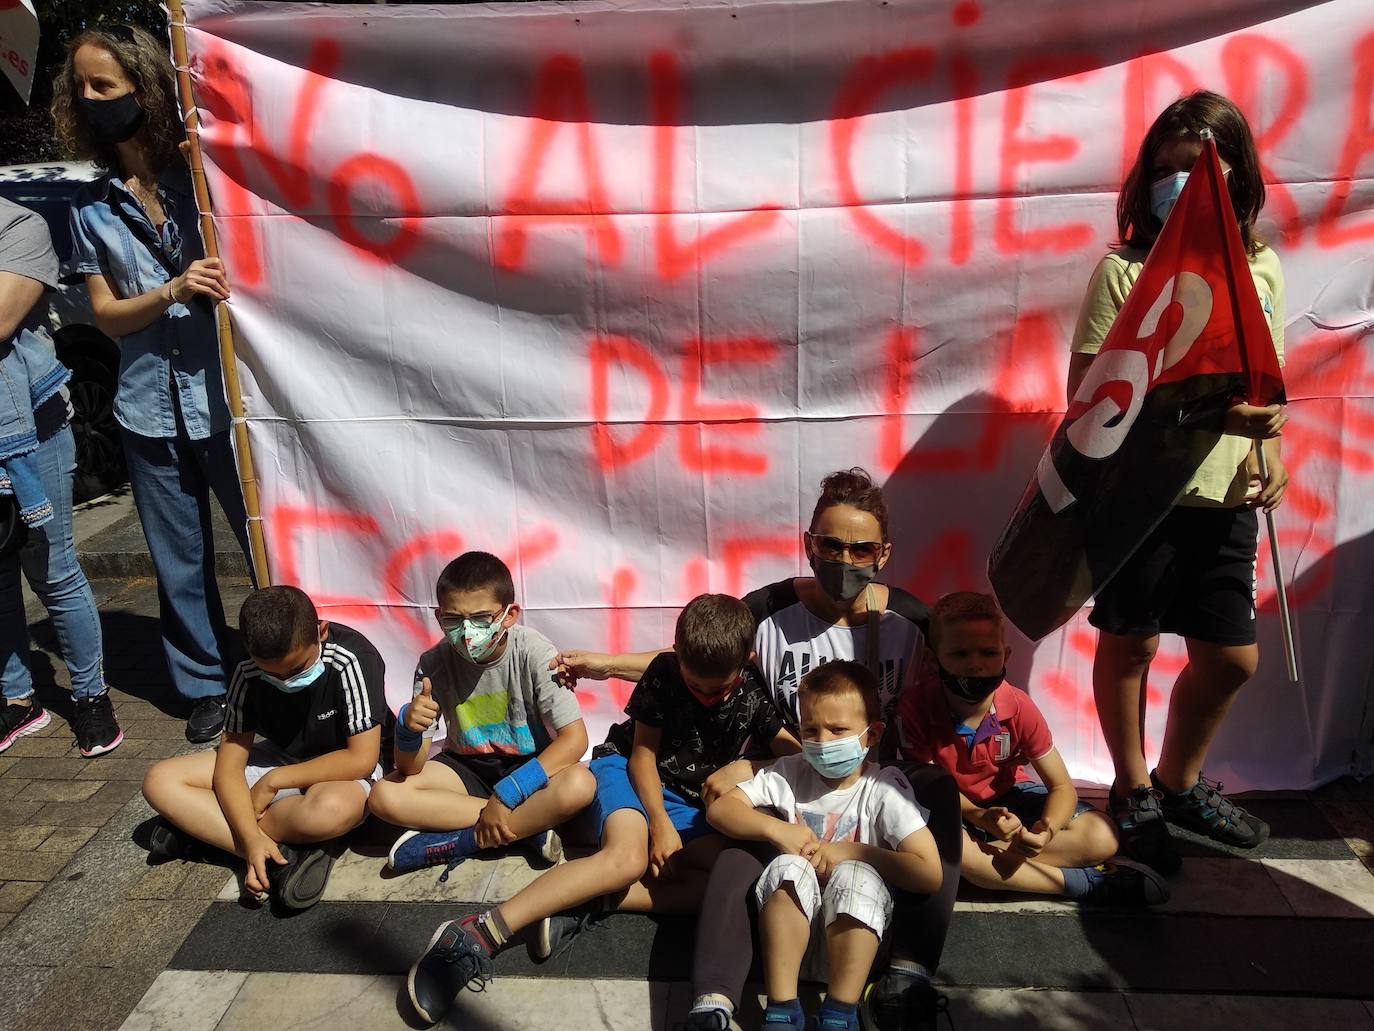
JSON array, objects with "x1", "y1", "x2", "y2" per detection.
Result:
[{"x1": 2, "y1": 573, "x2": 1373, "y2": 1029}]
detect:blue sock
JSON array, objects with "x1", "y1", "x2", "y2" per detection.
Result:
[
  {"x1": 763, "y1": 998, "x2": 805, "y2": 1026},
  {"x1": 817, "y1": 997, "x2": 859, "y2": 1029},
  {"x1": 1061, "y1": 865, "x2": 1102, "y2": 899}
]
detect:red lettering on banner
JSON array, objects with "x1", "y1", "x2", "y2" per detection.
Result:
[
  {"x1": 830, "y1": 48, "x2": 938, "y2": 266},
  {"x1": 1223, "y1": 36, "x2": 1308, "y2": 246},
  {"x1": 720, "y1": 535, "x2": 798, "y2": 596},
  {"x1": 1120, "y1": 51, "x2": 1198, "y2": 181},
  {"x1": 878, "y1": 326, "x2": 918, "y2": 475},
  {"x1": 193, "y1": 39, "x2": 423, "y2": 271},
  {"x1": 495, "y1": 55, "x2": 622, "y2": 271},
  {"x1": 949, "y1": 56, "x2": 979, "y2": 266},
  {"x1": 384, "y1": 530, "x2": 466, "y2": 643},
  {"x1": 589, "y1": 336, "x2": 671, "y2": 470},
  {"x1": 907, "y1": 529, "x2": 978, "y2": 601},
  {"x1": 1315, "y1": 32, "x2": 1374, "y2": 247},
  {"x1": 678, "y1": 337, "x2": 778, "y2": 475},
  {"x1": 599, "y1": 566, "x2": 640, "y2": 709},
  {"x1": 268, "y1": 504, "x2": 381, "y2": 615},
  {"x1": 650, "y1": 52, "x2": 780, "y2": 281},
  {"x1": 997, "y1": 57, "x2": 1098, "y2": 255}
]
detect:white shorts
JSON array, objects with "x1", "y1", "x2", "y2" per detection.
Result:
[
  {"x1": 244, "y1": 742, "x2": 382, "y2": 803},
  {"x1": 755, "y1": 853, "x2": 894, "y2": 938}
]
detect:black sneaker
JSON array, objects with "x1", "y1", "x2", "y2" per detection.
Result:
[
  {"x1": 681, "y1": 1005, "x2": 743, "y2": 1031},
  {"x1": 533, "y1": 906, "x2": 606, "y2": 961},
  {"x1": 186, "y1": 696, "x2": 226, "y2": 744},
  {"x1": 267, "y1": 844, "x2": 335, "y2": 911},
  {"x1": 74, "y1": 692, "x2": 124, "y2": 757},
  {"x1": 147, "y1": 818, "x2": 200, "y2": 865},
  {"x1": 0, "y1": 700, "x2": 50, "y2": 753},
  {"x1": 407, "y1": 918, "x2": 495, "y2": 1026},
  {"x1": 1107, "y1": 785, "x2": 1181, "y2": 875},
  {"x1": 1079, "y1": 860, "x2": 1170, "y2": 906},
  {"x1": 1151, "y1": 770, "x2": 1270, "y2": 849},
  {"x1": 860, "y1": 972, "x2": 950, "y2": 1031}
]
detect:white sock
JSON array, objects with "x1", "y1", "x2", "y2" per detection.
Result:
[{"x1": 689, "y1": 993, "x2": 734, "y2": 1014}]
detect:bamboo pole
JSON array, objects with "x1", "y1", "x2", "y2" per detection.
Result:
[{"x1": 166, "y1": 0, "x2": 271, "y2": 588}]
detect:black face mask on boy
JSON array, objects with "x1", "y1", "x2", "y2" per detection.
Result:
[
  {"x1": 937, "y1": 663, "x2": 1006, "y2": 703},
  {"x1": 77, "y1": 93, "x2": 145, "y2": 145}
]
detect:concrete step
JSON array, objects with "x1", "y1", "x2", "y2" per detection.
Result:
[{"x1": 74, "y1": 487, "x2": 250, "y2": 580}]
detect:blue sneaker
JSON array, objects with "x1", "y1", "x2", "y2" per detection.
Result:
[
  {"x1": 763, "y1": 1001, "x2": 807, "y2": 1028},
  {"x1": 407, "y1": 918, "x2": 494, "y2": 1026},
  {"x1": 388, "y1": 829, "x2": 473, "y2": 879}
]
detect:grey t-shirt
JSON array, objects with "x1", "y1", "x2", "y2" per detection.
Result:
[
  {"x1": 0, "y1": 198, "x2": 69, "y2": 429},
  {"x1": 413, "y1": 623, "x2": 582, "y2": 757}
]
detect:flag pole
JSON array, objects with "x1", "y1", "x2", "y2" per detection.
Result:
[
  {"x1": 1199, "y1": 130, "x2": 1297, "y2": 683},
  {"x1": 166, "y1": 0, "x2": 272, "y2": 589}
]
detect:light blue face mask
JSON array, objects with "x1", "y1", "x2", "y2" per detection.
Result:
[
  {"x1": 1149, "y1": 171, "x2": 1189, "y2": 224},
  {"x1": 801, "y1": 731, "x2": 870, "y2": 780},
  {"x1": 261, "y1": 644, "x2": 325, "y2": 694}
]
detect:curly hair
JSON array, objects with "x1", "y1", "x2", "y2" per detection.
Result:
[
  {"x1": 809, "y1": 467, "x2": 890, "y2": 541},
  {"x1": 51, "y1": 25, "x2": 184, "y2": 174}
]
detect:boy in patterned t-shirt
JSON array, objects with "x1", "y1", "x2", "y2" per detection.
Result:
[
  {"x1": 404, "y1": 594, "x2": 798, "y2": 1027},
  {"x1": 369, "y1": 552, "x2": 595, "y2": 876}
]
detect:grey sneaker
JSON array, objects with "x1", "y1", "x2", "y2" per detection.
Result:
[
  {"x1": 1108, "y1": 785, "x2": 1181, "y2": 875},
  {"x1": 407, "y1": 918, "x2": 495, "y2": 1025},
  {"x1": 1151, "y1": 770, "x2": 1270, "y2": 849}
]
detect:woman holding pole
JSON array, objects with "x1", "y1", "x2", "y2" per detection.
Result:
[
  {"x1": 1066, "y1": 91, "x2": 1289, "y2": 876},
  {"x1": 53, "y1": 25, "x2": 249, "y2": 744}
]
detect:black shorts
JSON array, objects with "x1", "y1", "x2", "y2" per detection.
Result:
[
  {"x1": 1089, "y1": 505, "x2": 1259, "y2": 646},
  {"x1": 431, "y1": 751, "x2": 528, "y2": 798}
]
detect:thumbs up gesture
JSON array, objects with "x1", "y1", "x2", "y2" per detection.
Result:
[{"x1": 405, "y1": 677, "x2": 439, "y2": 734}]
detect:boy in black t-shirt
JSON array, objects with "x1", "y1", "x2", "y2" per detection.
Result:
[
  {"x1": 141, "y1": 586, "x2": 386, "y2": 911},
  {"x1": 405, "y1": 594, "x2": 799, "y2": 1026}
]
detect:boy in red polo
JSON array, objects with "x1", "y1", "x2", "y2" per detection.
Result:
[{"x1": 898, "y1": 592, "x2": 1169, "y2": 905}]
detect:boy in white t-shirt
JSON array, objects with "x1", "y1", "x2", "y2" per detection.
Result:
[{"x1": 708, "y1": 660, "x2": 941, "y2": 1031}]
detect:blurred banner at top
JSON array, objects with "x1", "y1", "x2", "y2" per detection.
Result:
[
  {"x1": 0, "y1": 0, "x2": 39, "y2": 103},
  {"x1": 180, "y1": 0, "x2": 1374, "y2": 790},
  {"x1": 989, "y1": 136, "x2": 1286, "y2": 642}
]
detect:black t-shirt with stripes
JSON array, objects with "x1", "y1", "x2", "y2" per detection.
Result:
[{"x1": 224, "y1": 623, "x2": 386, "y2": 760}]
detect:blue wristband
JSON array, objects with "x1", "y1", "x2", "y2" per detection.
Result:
[
  {"x1": 394, "y1": 704, "x2": 424, "y2": 752},
  {"x1": 493, "y1": 757, "x2": 549, "y2": 809}
]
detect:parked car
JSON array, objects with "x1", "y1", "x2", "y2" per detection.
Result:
[{"x1": 0, "y1": 161, "x2": 126, "y2": 502}]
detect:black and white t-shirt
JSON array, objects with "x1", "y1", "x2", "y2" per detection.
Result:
[
  {"x1": 594, "y1": 652, "x2": 786, "y2": 805},
  {"x1": 744, "y1": 579, "x2": 929, "y2": 728},
  {"x1": 225, "y1": 623, "x2": 386, "y2": 761}
]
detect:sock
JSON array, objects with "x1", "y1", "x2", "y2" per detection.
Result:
[
  {"x1": 763, "y1": 998, "x2": 804, "y2": 1025},
  {"x1": 1061, "y1": 865, "x2": 1103, "y2": 899},
  {"x1": 688, "y1": 993, "x2": 734, "y2": 1014},
  {"x1": 461, "y1": 909, "x2": 512, "y2": 955},
  {"x1": 818, "y1": 996, "x2": 859, "y2": 1028}
]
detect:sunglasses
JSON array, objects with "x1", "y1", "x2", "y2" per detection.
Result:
[
  {"x1": 805, "y1": 532, "x2": 884, "y2": 565},
  {"x1": 437, "y1": 609, "x2": 505, "y2": 631}
]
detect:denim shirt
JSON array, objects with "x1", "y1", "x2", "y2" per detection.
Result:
[{"x1": 66, "y1": 166, "x2": 230, "y2": 440}]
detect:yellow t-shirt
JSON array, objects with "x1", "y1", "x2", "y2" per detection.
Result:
[{"x1": 1069, "y1": 245, "x2": 1285, "y2": 508}]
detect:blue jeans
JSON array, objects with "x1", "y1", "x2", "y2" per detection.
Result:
[
  {"x1": 121, "y1": 419, "x2": 249, "y2": 701},
  {"x1": 0, "y1": 426, "x2": 104, "y2": 701}
]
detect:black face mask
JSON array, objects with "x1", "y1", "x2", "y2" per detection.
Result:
[
  {"x1": 76, "y1": 93, "x2": 145, "y2": 145},
  {"x1": 937, "y1": 664, "x2": 1006, "y2": 703},
  {"x1": 810, "y1": 555, "x2": 879, "y2": 603}
]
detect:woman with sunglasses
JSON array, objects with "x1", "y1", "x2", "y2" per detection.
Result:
[
  {"x1": 552, "y1": 468, "x2": 962, "y2": 1031},
  {"x1": 53, "y1": 25, "x2": 249, "y2": 745}
]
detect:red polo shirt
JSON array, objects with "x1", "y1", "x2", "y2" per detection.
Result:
[{"x1": 898, "y1": 673, "x2": 1054, "y2": 805}]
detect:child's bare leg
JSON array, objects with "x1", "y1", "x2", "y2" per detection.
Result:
[
  {"x1": 501, "y1": 765, "x2": 597, "y2": 840},
  {"x1": 613, "y1": 833, "x2": 724, "y2": 913},
  {"x1": 761, "y1": 883, "x2": 811, "y2": 1003},
  {"x1": 1035, "y1": 811, "x2": 1120, "y2": 868},
  {"x1": 1092, "y1": 631, "x2": 1159, "y2": 792},
  {"x1": 259, "y1": 781, "x2": 368, "y2": 844},
  {"x1": 141, "y1": 752, "x2": 241, "y2": 855},
  {"x1": 496, "y1": 809, "x2": 648, "y2": 933},
  {"x1": 961, "y1": 830, "x2": 1066, "y2": 894},
  {"x1": 825, "y1": 915, "x2": 881, "y2": 1004},
  {"x1": 367, "y1": 763, "x2": 485, "y2": 830}
]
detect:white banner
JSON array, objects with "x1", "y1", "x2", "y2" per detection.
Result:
[{"x1": 182, "y1": 0, "x2": 1374, "y2": 790}]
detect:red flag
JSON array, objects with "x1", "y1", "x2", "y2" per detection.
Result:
[{"x1": 988, "y1": 136, "x2": 1286, "y2": 641}]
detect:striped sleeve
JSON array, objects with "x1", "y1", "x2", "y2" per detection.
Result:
[
  {"x1": 324, "y1": 642, "x2": 381, "y2": 737},
  {"x1": 224, "y1": 660, "x2": 256, "y2": 734}
]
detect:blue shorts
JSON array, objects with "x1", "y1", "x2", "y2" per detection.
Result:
[
  {"x1": 967, "y1": 781, "x2": 1096, "y2": 842},
  {"x1": 589, "y1": 752, "x2": 713, "y2": 844}
]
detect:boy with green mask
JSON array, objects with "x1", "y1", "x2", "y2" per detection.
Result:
[{"x1": 368, "y1": 551, "x2": 595, "y2": 878}]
